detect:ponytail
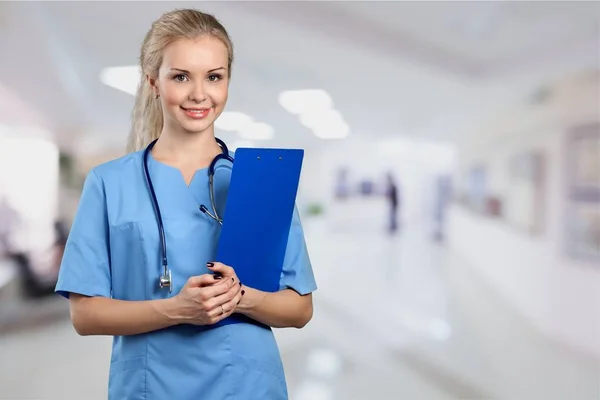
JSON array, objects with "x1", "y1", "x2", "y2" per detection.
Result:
[{"x1": 126, "y1": 75, "x2": 163, "y2": 153}]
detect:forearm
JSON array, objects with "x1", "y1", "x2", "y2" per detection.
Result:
[
  {"x1": 236, "y1": 287, "x2": 313, "y2": 329},
  {"x1": 70, "y1": 294, "x2": 180, "y2": 336}
]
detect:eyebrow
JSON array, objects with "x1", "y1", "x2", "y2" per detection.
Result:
[{"x1": 169, "y1": 67, "x2": 226, "y2": 74}]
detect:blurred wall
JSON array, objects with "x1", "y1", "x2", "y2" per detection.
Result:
[
  {"x1": 448, "y1": 70, "x2": 600, "y2": 357},
  {"x1": 0, "y1": 133, "x2": 59, "y2": 276},
  {"x1": 0, "y1": 82, "x2": 47, "y2": 127}
]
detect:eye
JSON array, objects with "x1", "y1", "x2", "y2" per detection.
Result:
[
  {"x1": 208, "y1": 74, "x2": 223, "y2": 82},
  {"x1": 174, "y1": 74, "x2": 189, "y2": 82}
]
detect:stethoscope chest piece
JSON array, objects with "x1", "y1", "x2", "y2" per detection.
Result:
[{"x1": 159, "y1": 269, "x2": 172, "y2": 293}]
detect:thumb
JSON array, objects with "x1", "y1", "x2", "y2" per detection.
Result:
[{"x1": 187, "y1": 274, "x2": 217, "y2": 288}]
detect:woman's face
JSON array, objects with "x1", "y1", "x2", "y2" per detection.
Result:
[{"x1": 151, "y1": 36, "x2": 229, "y2": 136}]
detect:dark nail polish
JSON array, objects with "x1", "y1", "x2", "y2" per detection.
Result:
[
  {"x1": 241, "y1": 290, "x2": 245, "y2": 295},
  {"x1": 231, "y1": 277, "x2": 234, "y2": 282},
  {"x1": 237, "y1": 300, "x2": 241, "y2": 305},
  {"x1": 213, "y1": 274, "x2": 222, "y2": 280},
  {"x1": 207, "y1": 262, "x2": 214, "y2": 268}
]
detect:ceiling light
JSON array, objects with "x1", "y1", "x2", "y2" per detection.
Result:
[
  {"x1": 299, "y1": 109, "x2": 349, "y2": 139},
  {"x1": 215, "y1": 111, "x2": 254, "y2": 131},
  {"x1": 299, "y1": 109, "x2": 345, "y2": 129},
  {"x1": 99, "y1": 65, "x2": 141, "y2": 96},
  {"x1": 238, "y1": 122, "x2": 274, "y2": 140},
  {"x1": 311, "y1": 124, "x2": 349, "y2": 139},
  {"x1": 278, "y1": 89, "x2": 333, "y2": 115}
]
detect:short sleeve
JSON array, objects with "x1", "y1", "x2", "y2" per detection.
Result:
[
  {"x1": 278, "y1": 206, "x2": 317, "y2": 295},
  {"x1": 55, "y1": 169, "x2": 111, "y2": 299}
]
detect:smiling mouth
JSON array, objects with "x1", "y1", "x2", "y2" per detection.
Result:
[{"x1": 181, "y1": 106, "x2": 211, "y2": 119}]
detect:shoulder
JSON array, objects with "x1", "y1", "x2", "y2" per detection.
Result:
[{"x1": 88, "y1": 150, "x2": 144, "y2": 183}]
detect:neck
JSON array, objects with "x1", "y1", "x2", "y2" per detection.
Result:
[{"x1": 153, "y1": 128, "x2": 222, "y2": 166}]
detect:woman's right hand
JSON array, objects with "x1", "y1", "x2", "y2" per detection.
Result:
[{"x1": 171, "y1": 274, "x2": 243, "y2": 325}]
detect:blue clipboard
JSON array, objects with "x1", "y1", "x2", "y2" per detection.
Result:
[{"x1": 213, "y1": 147, "x2": 304, "y2": 327}]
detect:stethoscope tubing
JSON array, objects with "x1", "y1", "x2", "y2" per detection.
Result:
[{"x1": 142, "y1": 137, "x2": 233, "y2": 291}]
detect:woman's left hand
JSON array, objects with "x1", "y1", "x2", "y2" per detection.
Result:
[{"x1": 206, "y1": 262, "x2": 245, "y2": 312}]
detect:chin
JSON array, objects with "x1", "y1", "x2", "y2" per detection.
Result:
[{"x1": 180, "y1": 119, "x2": 214, "y2": 134}]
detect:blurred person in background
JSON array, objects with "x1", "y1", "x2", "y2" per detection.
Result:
[
  {"x1": 334, "y1": 167, "x2": 350, "y2": 200},
  {"x1": 432, "y1": 175, "x2": 452, "y2": 242},
  {"x1": 385, "y1": 171, "x2": 400, "y2": 234},
  {"x1": 54, "y1": 8, "x2": 316, "y2": 400}
]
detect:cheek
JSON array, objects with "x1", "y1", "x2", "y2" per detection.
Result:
[
  {"x1": 211, "y1": 85, "x2": 229, "y2": 107},
  {"x1": 162, "y1": 84, "x2": 187, "y2": 107}
]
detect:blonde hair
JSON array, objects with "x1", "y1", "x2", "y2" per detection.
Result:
[{"x1": 126, "y1": 9, "x2": 234, "y2": 153}]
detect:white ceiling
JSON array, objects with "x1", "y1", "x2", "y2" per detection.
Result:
[{"x1": 0, "y1": 1, "x2": 598, "y2": 155}]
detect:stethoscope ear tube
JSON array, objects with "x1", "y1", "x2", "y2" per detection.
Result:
[
  {"x1": 202, "y1": 146, "x2": 234, "y2": 225},
  {"x1": 199, "y1": 204, "x2": 222, "y2": 225}
]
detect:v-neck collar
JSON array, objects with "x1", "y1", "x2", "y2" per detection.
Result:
[
  {"x1": 146, "y1": 150, "x2": 210, "y2": 212},
  {"x1": 148, "y1": 150, "x2": 209, "y2": 187}
]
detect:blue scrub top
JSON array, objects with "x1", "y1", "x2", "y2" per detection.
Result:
[{"x1": 55, "y1": 148, "x2": 317, "y2": 400}]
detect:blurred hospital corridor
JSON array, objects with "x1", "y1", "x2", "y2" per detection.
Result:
[{"x1": 1, "y1": 1, "x2": 600, "y2": 399}]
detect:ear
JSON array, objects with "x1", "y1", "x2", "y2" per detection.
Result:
[{"x1": 146, "y1": 74, "x2": 159, "y2": 95}]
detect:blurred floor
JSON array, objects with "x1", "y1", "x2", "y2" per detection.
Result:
[{"x1": 1, "y1": 198, "x2": 599, "y2": 400}]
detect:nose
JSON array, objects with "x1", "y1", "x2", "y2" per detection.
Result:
[{"x1": 189, "y1": 81, "x2": 207, "y2": 103}]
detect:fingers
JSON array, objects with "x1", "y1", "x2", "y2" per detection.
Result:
[
  {"x1": 208, "y1": 288, "x2": 244, "y2": 322},
  {"x1": 185, "y1": 280, "x2": 245, "y2": 326},
  {"x1": 220, "y1": 287, "x2": 244, "y2": 316},
  {"x1": 198, "y1": 273, "x2": 237, "y2": 300},
  {"x1": 207, "y1": 262, "x2": 240, "y2": 287},
  {"x1": 185, "y1": 263, "x2": 242, "y2": 325},
  {"x1": 186, "y1": 274, "x2": 220, "y2": 288},
  {"x1": 206, "y1": 280, "x2": 242, "y2": 312},
  {"x1": 207, "y1": 262, "x2": 235, "y2": 278},
  {"x1": 208, "y1": 302, "x2": 234, "y2": 320}
]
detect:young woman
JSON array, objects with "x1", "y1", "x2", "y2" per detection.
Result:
[{"x1": 55, "y1": 9, "x2": 317, "y2": 400}]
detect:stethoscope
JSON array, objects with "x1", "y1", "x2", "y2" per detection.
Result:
[{"x1": 143, "y1": 137, "x2": 234, "y2": 292}]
